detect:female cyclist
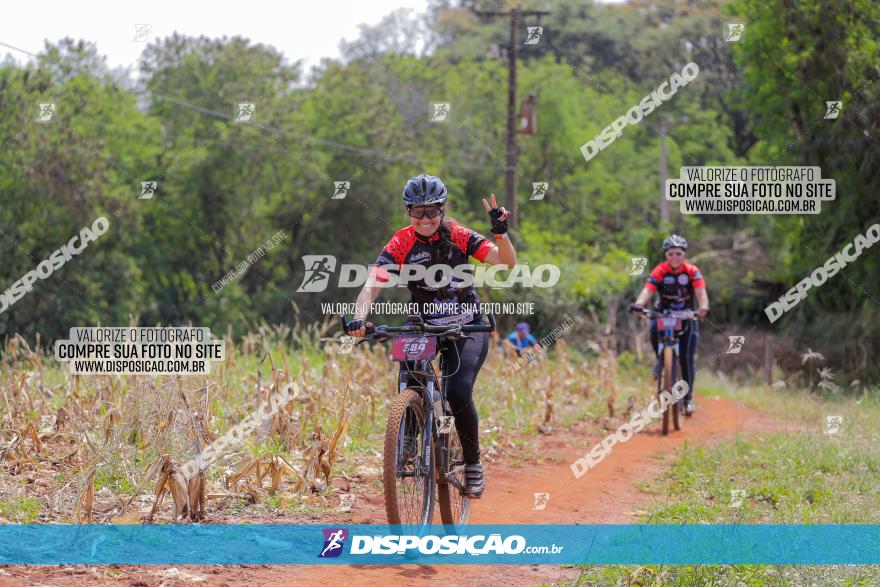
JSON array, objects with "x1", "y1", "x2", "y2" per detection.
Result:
[
  {"x1": 630, "y1": 234, "x2": 709, "y2": 415},
  {"x1": 345, "y1": 174, "x2": 516, "y2": 498}
]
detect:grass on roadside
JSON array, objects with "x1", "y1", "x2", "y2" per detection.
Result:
[{"x1": 559, "y1": 374, "x2": 880, "y2": 587}]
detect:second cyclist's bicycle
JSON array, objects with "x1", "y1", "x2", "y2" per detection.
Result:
[{"x1": 632, "y1": 307, "x2": 698, "y2": 435}]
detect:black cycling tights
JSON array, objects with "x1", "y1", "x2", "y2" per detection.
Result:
[
  {"x1": 650, "y1": 319, "x2": 699, "y2": 401},
  {"x1": 401, "y1": 328, "x2": 489, "y2": 465}
]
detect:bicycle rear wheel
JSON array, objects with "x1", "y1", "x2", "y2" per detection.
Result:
[
  {"x1": 384, "y1": 388, "x2": 434, "y2": 530},
  {"x1": 436, "y1": 417, "x2": 471, "y2": 528}
]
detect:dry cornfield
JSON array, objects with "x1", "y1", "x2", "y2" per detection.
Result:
[{"x1": 0, "y1": 320, "x2": 633, "y2": 524}]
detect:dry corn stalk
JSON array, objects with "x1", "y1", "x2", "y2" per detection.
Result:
[
  {"x1": 75, "y1": 468, "x2": 95, "y2": 524},
  {"x1": 600, "y1": 350, "x2": 619, "y2": 417},
  {"x1": 326, "y1": 407, "x2": 351, "y2": 468},
  {"x1": 623, "y1": 396, "x2": 636, "y2": 420},
  {"x1": 543, "y1": 373, "x2": 555, "y2": 426},
  {"x1": 225, "y1": 455, "x2": 303, "y2": 497},
  {"x1": 146, "y1": 455, "x2": 191, "y2": 523},
  {"x1": 268, "y1": 455, "x2": 301, "y2": 494},
  {"x1": 226, "y1": 457, "x2": 263, "y2": 488},
  {"x1": 0, "y1": 432, "x2": 21, "y2": 462},
  {"x1": 187, "y1": 469, "x2": 206, "y2": 521}
]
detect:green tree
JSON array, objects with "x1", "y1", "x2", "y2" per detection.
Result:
[{"x1": 0, "y1": 40, "x2": 159, "y2": 339}]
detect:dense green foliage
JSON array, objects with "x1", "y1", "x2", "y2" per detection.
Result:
[{"x1": 0, "y1": 0, "x2": 876, "y2": 378}]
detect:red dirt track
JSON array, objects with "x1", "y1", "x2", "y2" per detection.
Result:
[{"x1": 0, "y1": 397, "x2": 775, "y2": 587}]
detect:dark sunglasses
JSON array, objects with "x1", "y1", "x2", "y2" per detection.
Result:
[{"x1": 407, "y1": 206, "x2": 444, "y2": 219}]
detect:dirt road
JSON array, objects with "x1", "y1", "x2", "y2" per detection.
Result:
[{"x1": 0, "y1": 397, "x2": 776, "y2": 587}]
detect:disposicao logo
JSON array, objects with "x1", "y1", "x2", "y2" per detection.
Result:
[
  {"x1": 296, "y1": 255, "x2": 560, "y2": 292},
  {"x1": 319, "y1": 528, "x2": 348, "y2": 558}
]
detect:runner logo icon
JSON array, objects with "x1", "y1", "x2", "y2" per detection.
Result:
[
  {"x1": 332, "y1": 181, "x2": 350, "y2": 199},
  {"x1": 629, "y1": 257, "x2": 647, "y2": 276},
  {"x1": 726, "y1": 336, "x2": 745, "y2": 354},
  {"x1": 140, "y1": 181, "x2": 157, "y2": 199},
  {"x1": 824, "y1": 101, "x2": 842, "y2": 119},
  {"x1": 431, "y1": 103, "x2": 450, "y2": 122},
  {"x1": 319, "y1": 528, "x2": 349, "y2": 558},
  {"x1": 725, "y1": 23, "x2": 744, "y2": 42},
  {"x1": 36, "y1": 103, "x2": 56, "y2": 123},
  {"x1": 297, "y1": 255, "x2": 337, "y2": 292},
  {"x1": 525, "y1": 27, "x2": 543, "y2": 44},
  {"x1": 530, "y1": 182, "x2": 548, "y2": 200}
]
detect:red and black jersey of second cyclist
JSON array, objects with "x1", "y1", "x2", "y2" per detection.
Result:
[
  {"x1": 645, "y1": 261, "x2": 706, "y2": 311},
  {"x1": 370, "y1": 221, "x2": 494, "y2": 324}
]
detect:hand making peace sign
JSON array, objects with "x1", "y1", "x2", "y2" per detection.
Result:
[{"x1": 482, "y1": 193, "x2": 511, "y2": 235}]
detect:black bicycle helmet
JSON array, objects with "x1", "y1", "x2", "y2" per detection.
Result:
[
  {"x1": 402, "y1": 174, "x2": 448, "y2": 207},
  {"x1": 662, "y1": 234, "x2": 688, "y2": 251}
]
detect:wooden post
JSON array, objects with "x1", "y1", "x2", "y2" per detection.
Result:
[
  {"x1": 472, "y1": 5, "x2": 549, "y2": 231},
  {"x1": 505, "y1": 8, "x2": 519, "y2": 229},
  {"x1": 764, "y1": 335, "x2": 773, "y2": 385},
  {"x1": 659, "y1": 118, "x2": 669, "y2": 222}
]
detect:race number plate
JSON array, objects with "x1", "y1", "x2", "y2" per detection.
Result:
[
  {"x1": 392, "y1": 334, "x2": 437, "y2": 361},
  {"x1": 658, "y1": 317, "x2": 681, "y2": 330}
]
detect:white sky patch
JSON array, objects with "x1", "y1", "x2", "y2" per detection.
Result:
[
  {"x1": 1, "y1": 0, "x2": 628, "y2": 86},
  {"x1": 0, "y1": 0, "x2": 429, "y2": 76}
]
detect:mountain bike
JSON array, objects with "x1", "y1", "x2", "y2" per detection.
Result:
[
  {"x1": 631, "y1": 307, "x2": 697, "y2": 435},
  {"x1": 340, "y1": 313, "x2": 495, "y2": 531}
]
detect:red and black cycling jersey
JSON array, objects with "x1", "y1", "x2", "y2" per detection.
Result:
[
  {"x1": 370, "y1": 221, "x2": 495, "y2": 324},
  {"x1": 645, "y1": 261, "x2": 706, "y2": 311}
]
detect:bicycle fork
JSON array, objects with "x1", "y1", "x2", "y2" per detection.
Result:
[
  {"x1": 423, "y1": 379, "x2": 439, "y2": 474},
  {"x1": 660, "y1": 333, "x2": 684, "y2": 416},
  {"x1": 428, "y1": 377, "x2": 467, "y2": 493}
]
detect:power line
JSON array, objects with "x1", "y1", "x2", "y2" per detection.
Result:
[
  {"x1": 149, "y1": 93, "x2": 416, "y2": 156},
  {"x1": 148, "y1": 93, "x2": 495, "y2": 170},
  {"x1": 1, "y1": 40, "x2": 501, "y2": 171},
  {"x1": 0, "y1": 41, "x2": 39, "y2": 59}
]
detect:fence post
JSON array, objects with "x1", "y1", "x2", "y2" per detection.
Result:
[{"x1": 764, "y1": 335, "x2": 773, "y2": 385}]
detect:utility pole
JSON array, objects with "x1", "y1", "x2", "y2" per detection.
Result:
[
  {"x1": 658, "y1": 115, "x2": 687, "y2": 224},
  {"x1": 659, "y1": 118, "x2": 669, "y2": 223},
  {"x1": 474, "y1": 4, "x2": 549, "y2": 230},
  {"x1": 506, "y1": 10, "x2": 519, "y2": 227}
]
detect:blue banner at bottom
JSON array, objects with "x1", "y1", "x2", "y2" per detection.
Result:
[{"x1": 0, "y1": 524, "x2": 877, "y2": 565}]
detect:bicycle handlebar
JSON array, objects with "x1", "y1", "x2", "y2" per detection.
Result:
[
  {"x1": 632, "y1": 307, "x2": 699, "y2": 321},
  {"x1": 339, "y1": 313, "x2": 496, "y2": 342}
]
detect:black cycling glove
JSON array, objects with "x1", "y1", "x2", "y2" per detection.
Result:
[
  {"x1": 346, "y1": 319, "x2": 367, "y2": 335},
  {"x1": 488, "y1": 208, "x2": 508, "y2": 235}
]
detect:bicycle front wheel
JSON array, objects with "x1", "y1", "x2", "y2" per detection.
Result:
[
  {"x1": 384, "y1": 388, "x2": 435, "y2": 530},
  {"x1": 671, "y1": 357, "x2": 681, "y2": 431},
  {"x1": 659, "y1": 346, "x2": 675, "y2": 435}
]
